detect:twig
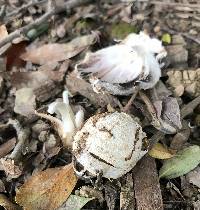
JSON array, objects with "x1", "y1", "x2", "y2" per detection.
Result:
[
  {"x1": 138, "y1": 90, "x2": 159, "y2": 125},
  {"x1": 149, "y1": 131, "x2": 164, "y2": 150},
  {"x1": 122, "y1": 88, "x2": 139, "y2": 112},
  {"x1": 0, "y1": 0, "x2": 94, "y2": 48},
  {"x1": 150, "y1": 1, "x2": 200, "y2": 9},
  {"x1": 6, "y1": 0, "x2": 47, "y2": 17},
  {"x1": 7, "y1": 119, "x2": 30, "y2": 161},
  {"x1": 181, "y1": 95, "x2": 200, "y2": 118},
  {"x1": 0, "y1": 5, "x2": 6, "y2": 20},
  {"x1": 0, "y1": 10, "x2": 53, "y2": 48},
  {"x1": 133, "y1": 156, "x2": 163, "y2": 210}
]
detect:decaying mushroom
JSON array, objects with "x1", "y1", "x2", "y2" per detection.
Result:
[
  {"x1": 77, "y1": 31, "x2": 167, "y2": 95},
  {"x1": 73, "y1": 112, "x2": 148, "y2": 179},
  {"x1": 35, "y1": 91, "x2": 84, "y2": 148},
  {"x1": 36, "y1": 91, "x2": 148, "y2": 179}
]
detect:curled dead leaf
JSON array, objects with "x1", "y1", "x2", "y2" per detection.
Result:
[{"x1": 15, "y1": 164, "x2": 77, "y2": 210}]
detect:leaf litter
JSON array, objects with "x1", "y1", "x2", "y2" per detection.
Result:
[{"x1": 0, "y1": 0, "x2": 200, "y2": 210}]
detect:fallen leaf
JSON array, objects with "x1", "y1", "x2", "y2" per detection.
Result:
[
  {"x1": 166, "y1": 44, "x2": 188, "y2": 67},
  {"x1": 186, "y1": 167, "x2": 200, "y2": 188},
  {"x1": 0, "y1": 158, "x2": 22, "y2": 179},
  {"x1": 11, "y1": 64, "x2": 68, "y2": 102},
  {"x1": 159, "y1": 145, "x2": 200, "y2": 179},
  {"x1": 58, "y1": 195, "x2": 94, "y2": 210},
  {"x1": 66, "y1": 72, "x2": 118, "y2": 108},
  {"x1": 0, "y1": 25, "x2": 11, "y2": 55},
  {"x1": 193, "y1": 200, "x2": 200, "y2": 209},
  {"x1": 153, "y1": 97, "x2": 182, "y2": 133},
  {"x1": 0, "y1": 25, "x2": 8, "y2": 40},
  {"x1": 148, "y1": 143, "x2": 174, "y2": 159},
  {"x1": 170, "y1": 120, "x2": 190, "y2": 151},
  {"x1": 0, "y1": 138, "x2": 16, "y2": 159},
  {"x1": 21, "y1": 33, "x2": 98, "y2": 64},
  {"x1": 0, "y1": 194, "x2": 21, "y2": 210},
  {"x1": 15, "y1": 164, "x2": 77, "y2": 210},
  {"x1": 161, "y1": 33, "x2": 171, "y2": 44},
  {"x1": 14, "y1": 88, "x2": 36, "y2": 117},
  {"x1": 5, "y1": 41, "x2": 27, "y2": 71}
]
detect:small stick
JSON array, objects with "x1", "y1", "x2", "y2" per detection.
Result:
[
  {"x1": 7, "y1": 119, "x2": 30, "y2": 161},
  {"x1": 150, "y1": 1, "x2": 200, "y2": 8},
  {"x1": 0, "y1": 0, "x2": 94, "y2": 48},
  {"x1": 122, "y1": 88, "x2": 139, "y2": 113},
  {"x1": 6, "y1": 0, "x2": 47, "y2": 18},
  {"x1": 181, "y1": 95, "x2": 200, "y2": 118},
  {"x1": 138, "y1": 90, "x2": 158, "y2": 124}
]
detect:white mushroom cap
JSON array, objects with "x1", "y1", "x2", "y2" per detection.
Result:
[{"x1": 73, "y1": 112, "x2": 148, "y2": 179}]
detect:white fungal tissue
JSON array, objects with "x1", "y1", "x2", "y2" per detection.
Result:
[
  {"x1": 72, "y1": 112, "x2": 148, "y2": 179},
  {"x1": 78, "y1": 31, "x2": 167, "y2": 92},
  {"x1": 35, "y1": 91, "x2": 84, "y2": 148}
]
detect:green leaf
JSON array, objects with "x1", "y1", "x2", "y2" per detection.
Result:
[
  {"x1": 159, "y1": 145, "x2": 200, "y2": 179},
  {"x1": 161, "y1": 33, "x2": 171, "y2": 44},
  {"x1": 110, "y1": 22, "x2": 138, "y2": 40},
  {"x1": 58, "y1": 195, "x2": 94, "y2": 210}
]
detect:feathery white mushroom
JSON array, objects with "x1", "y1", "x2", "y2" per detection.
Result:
[
  {"x1": 73, "y1": 112, "x2": 148, "y2": 179},
  {"x1": 77, "y1": 31, "x2": 167, "y2": 94},
  {"x1": 35, "y1": 90, "x2": 84, "y2": 148}
]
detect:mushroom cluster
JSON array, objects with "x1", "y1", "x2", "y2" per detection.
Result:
[{"x1": 36, "y1": 91, "x2": 148, "y2": 179}]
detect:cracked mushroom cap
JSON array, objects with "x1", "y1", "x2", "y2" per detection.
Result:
[{"x1": 72, "y1": 112, "x2": 148, "y2": 179}]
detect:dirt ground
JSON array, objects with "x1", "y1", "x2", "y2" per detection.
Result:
[{"x1": 0, "y1": 0, "x2": 200, "y2": 210}]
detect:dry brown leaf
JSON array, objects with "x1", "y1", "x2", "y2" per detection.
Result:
[
  {"x1": 11, "y1": 65, "x2": 68, "y2": 102},
  {"x1": 21, "y1": 33, "x2": 98, "y2": 64},
  {"x1": 66, "y1": 72, "x2": 118, "y2": 108},
  {"x1": 0, "y1": 25, "x2": 11, "y2": 55},
  {"x1": 0, "y1": 158, "x2": 22, "y2": 179},
  {"x1": 15, "y1": 164, "x2": 77, "y2": 210},
  {"x1": 0, "y1": 138, "x2": 16, "y2": 159},
  {"x1": 0, "y1": 25, "x2": 8, "y2": 40},
  {"x1": 0, "y1": 194, "x2": 21, "y2": 210},
  {"x1": 186, "y1": 167, "x2": 200, "y2": 188},
  {"x1": 148, "y1": 143, "x2": 174, "y2": 159},
  {"x1": 5, "y1": 41, "x2": 27, "y2": 71},
  {"x1": 14, "y1": 88, "x2": 36, "y2": 117}
]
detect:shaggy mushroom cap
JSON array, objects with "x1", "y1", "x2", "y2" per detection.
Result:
[
  {"x1": 77, "y1": 31, "x2": 167, "y2": 95},
  {"x1": 73, "y1": 112, "x2": 148, "y2": 179}
]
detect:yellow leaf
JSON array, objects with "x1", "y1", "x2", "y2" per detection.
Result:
[
  {"x1": 148, "y1": 143, "x2": 174, "y2": 159},
  {"x1": 15, "y1": 164, "x2": 77, "y2": 210},
  {"x1": 161, "y1": 33, "x2": 171, "y2": 44},
  {"x1": 0, "y1": 194, "x2": 21, "y2": 210}
]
